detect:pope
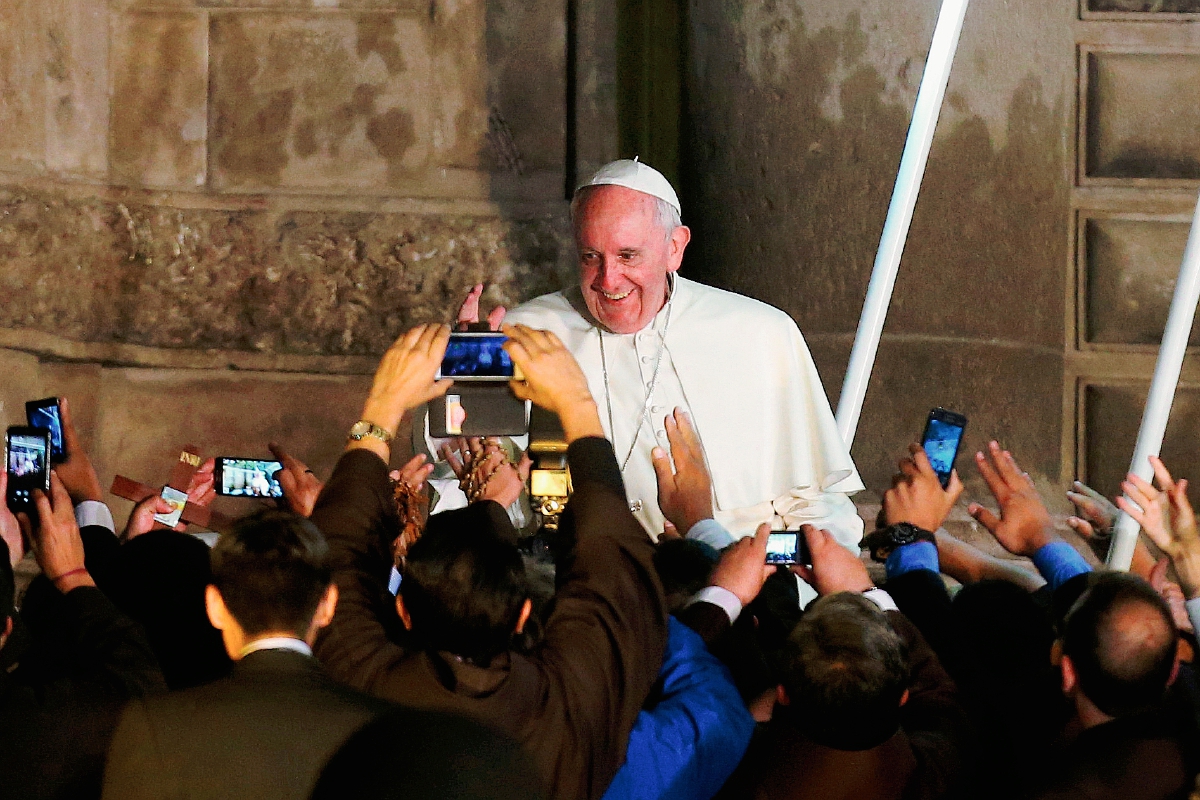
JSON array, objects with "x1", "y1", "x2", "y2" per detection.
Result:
[{"x1": 455, "y1": 159, "x2": 864, "y2": 564}]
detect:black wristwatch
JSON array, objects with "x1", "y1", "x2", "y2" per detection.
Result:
[{"x1": 863, "y1": 522, "x2": 936, "y2": 563}]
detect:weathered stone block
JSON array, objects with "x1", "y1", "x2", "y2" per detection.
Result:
[
  {"x1": 0, "y1": 0, "x2": 47, "y2": 170},
  {"x1": 209, "y1": 12, "x2": 433, "y2": 190},
  {"x1": 0, "y1": 188, "x2": 573, "y2": 357},
  {"x1": 110, "y1": 12, "x2": 208, "y2": 188},
  {"x1": 43, "y1": 0, "x2": 109, "y2": 176}
]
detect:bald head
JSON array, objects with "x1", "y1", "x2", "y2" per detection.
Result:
[{"x1": 1063, "y1": 573, "x2": 1176, "y2": 718}]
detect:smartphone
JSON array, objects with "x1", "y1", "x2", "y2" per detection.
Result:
[
  {"x1": 765, "y1": 531, "x2": 811, "y2": 566},
  {"x1": 437, "y1": 332, "x2": 517, "y2": 380},
  {"x1": 214, "y1": 458, "x2": 284, "y2": 499},
  {"x1": 921, "y1": 408, "x2": 968, "y2": 488},
  {"x1": 6, "y1": 426, "x2": 52, "y2": 515},
  {"x1": 26, "y1": 398, "x2": 66, "y2": 463},
  {"x1": 154, "y1": 485, "x2": 189, "y2": 528}
]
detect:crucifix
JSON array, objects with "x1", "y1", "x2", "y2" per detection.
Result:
[{"x1": 109, "y1": 446, "x2": 233, "y2": 534}]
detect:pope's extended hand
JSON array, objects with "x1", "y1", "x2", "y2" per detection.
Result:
[
  {"x1": 361, "y1": 324, "x2": 454, "y2": 437},
  {"x1": 653, "y1": 409, "x2": 713, "y2": 536},
  {"x1": 503, "y1": 325, "x2": 603, "y2": 443}
]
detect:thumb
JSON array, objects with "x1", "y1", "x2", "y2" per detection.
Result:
[
  {"x1": 1149, "y1": 556, "x2": 1170, "y2": 591},
  {"x1": 660, "y1": 520, "x2": 681, "y2": 540},
  {"x1": 751, "y1": 522, "x2": 771, "y2": 555},
  {"x1": 651, "y1": 447, "x2": 676, "y2": 496},
  {"x1": 968, "y1": 503, "x2": 1002, "y2": 536}
]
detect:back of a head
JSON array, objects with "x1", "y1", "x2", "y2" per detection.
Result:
[
  {"x1": 401, "y1": 504, "x2": 527, "y2": 666},
  {"x1": 654, "y1": 538, "x2": 718, "y2": 614},
  {"x1": 1063, "y1": 572, "x2": 1176, "y2": 718},
  {"x1": 781, "y1": 593, "x2": 910, "y2": 750},
  {"x1": 210, "y1": 509, "x2": 331, "y2": 637}
]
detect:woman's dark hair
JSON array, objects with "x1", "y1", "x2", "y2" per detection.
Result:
[
  {"x1": 210, "y1": 509, "x2": 331, "y2": 637},
  {"x1": 401, "y1": 504, "x2": 528, "y2": 666}
]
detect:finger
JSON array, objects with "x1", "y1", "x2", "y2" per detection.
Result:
[
  {"x1": 486, "y1": 306, "x2": 507, "y2": 332},
  {"x1": 457, "y1": 283, "x2": 483, "y2": 324},
  {"x1": 48, "y1": 472, "x2": 71, "y2": 515},
  {"x1": 17, "y1": 513, "x2": 32, "y2": 546},
  {"x1": 945, "y1": 470, "x2": 965, "y2": 505},
  {"x1": 426, "y1": 323, "x2": 451, "y2": 359},
  {"x1": 59, "y1": 396, "x2": 82, "y2": 450},
  {"x1": 651, "y1": 446, "x2": 677, "y2": 495},
  {"x1": 1121, "y1": 480, "x2": 1154, "y2": 514},
  {"x1": 1149, "y1": 455, "x2": 1177, "y2": 493},
  {"x1": 1126, "y1": 473, "x2": 1159, "y2": 502},
  {"x1": 910, "y1": 445, "x2": 939, "y2": 480},
  {"x1": 439, "y1": 444, "x2": 466, "y2": 480},
  {"x1": 967, "y1": 502, "x2": 1002, "y2": 535},
  {"x1": 414, "y1": 378, "x2": 454, "y2": 407},
  {"x1": 1066, "y1": 516, "x2": 1097, "y2": 539},
  {"x1": 801, "y1": 524, "x2": 826, "y2": 559},
  {"x1": 974, "y1": 448, "x2": 1008, "y2": 503},
  {"x1": 517, "y1": 452, "x2": 532, "y2": 482},
  {"x1": 32, "y1": 488, "x2": 53, "y2": 527},
  {"x1": 790, "y1": 564, "x2": 814, "y2": 584},
  {"x1": 661, "y1": 520, "x2": 681, "y2": 540},
  {"x1": 751, "y1": 522, "x2": 771, "y2": 556},
  {"x1": 1149, "y1": 556, "x2": 1170, "y2": 591},
  {"x1": 1066, "y1": 491, "x2": 1099, "y2": 515},
  {"x1": 897, "y1": 457, "x2": 920, "y2": 479},
  {"x1": 1073, "y1": 481, "x2": 1110, "y2": 505},
  {"x1": 992, "y1": 444, "x2": 1026, "y2": 488},
  {"x1": 674, "y1": 409, "x2": 703, "y2": 454}
]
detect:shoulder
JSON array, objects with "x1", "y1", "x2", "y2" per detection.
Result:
[{"x1": 674, "y1": 277, "x2": 800, "y2": 333}]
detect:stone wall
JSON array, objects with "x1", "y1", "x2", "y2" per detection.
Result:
[
  {"x1": 0, "y1": 0, "x2": 618, "y2": 526},
  {"x1": 681, "y1": 0, "x2": 1075, "y2": 505}
]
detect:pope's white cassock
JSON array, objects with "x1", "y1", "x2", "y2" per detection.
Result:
[{"x1": 504, "y1": 274, "x2": 865, "y2": 550}]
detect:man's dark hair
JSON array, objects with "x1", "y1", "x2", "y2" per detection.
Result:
[
  {"x1": 654, "y1": 538, "x2": 718, "y2": 614},
  {"x1": 210, "y1": 509, "x2": 331, "y2": 638},
  {"x1": 1062, "y1": 572, "x2": 1176, "y2": 718},
  {"x1": 780, "y1": 592, "x2": 910, "y2": 750},
  {"x1": 401, "y1": 504, "x2": 528, "y2": 666}
]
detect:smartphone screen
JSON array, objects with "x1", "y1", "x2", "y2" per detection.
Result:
[
  {"x1": 921, "y1": 408, "x2": 968, "y2": 488},
  {"x1": 216, "y1": 458, "x2": 284, "y2": 498},
  {"x1": 438, "y1": 333, "x2": 514, "y2": 380},
  {"x1": 7, "y1": 428, "x2": 51, "y2": 512},
  {"x1": 766, "y1": 532, "x2": 802, "y2": 565},
  {"x1": 26, "y1": 399, "x2": 65, "y2": 463},
  {"x1": 154, "y1": 486, "x2": 189, "y2": 528}
]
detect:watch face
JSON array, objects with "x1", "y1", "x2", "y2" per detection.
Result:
[{"x1": 349, "y1": 421, "x2": 372, "y2": 438}]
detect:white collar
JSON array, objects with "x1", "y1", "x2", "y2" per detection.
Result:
[{"x1": 239, "y1": 636, "x2": 312, "y2": 659}]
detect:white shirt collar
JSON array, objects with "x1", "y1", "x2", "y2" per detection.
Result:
[{"x1": 239, "y1": 636, "x2": 313, "y2": 659}]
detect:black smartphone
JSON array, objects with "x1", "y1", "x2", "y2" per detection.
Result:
[
  {"x1": 6, "y1": 426, "x2": 52, "y2": 516},
  {"x1": 437, "y1": 332, "x2": 519, "y2": 381},
  {"x1": 921, "y1": 408, "x2": 968, "y2": 488},
  {"x1": 215, "y1": 458, "x2": 284, "y2": 499},
  {"x1": 765, "y1": 531, "x2": 811, "y2": 567},
  {"x1": 26, "y1": 397, "x2": 66, "y2": 463}
]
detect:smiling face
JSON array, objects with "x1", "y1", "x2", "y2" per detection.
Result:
[{"x1": 574, "y1": 185, "x2": 690, "y2": 334}]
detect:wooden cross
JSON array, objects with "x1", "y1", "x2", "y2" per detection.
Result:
[{"x1": 109, "y1": 447, "x2": 233, "y2": 534}]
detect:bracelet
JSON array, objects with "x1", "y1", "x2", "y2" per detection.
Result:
[{"x1": 51, "y1": 567, "x2": 89, "y2": 585}]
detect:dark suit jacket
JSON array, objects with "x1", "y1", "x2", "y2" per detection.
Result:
[
  {"x1": 720, "y1": 609, "x2": 970, "y2": 800},
  {"x1": 0, "y1": 585, "x2": 166, "y2": 800},
  {"x1": 311, "y1": 438, "x2": 668, "y2": 800},
  {"x1": 101, "y1": 648, "x2": 392, "y2": 800}
]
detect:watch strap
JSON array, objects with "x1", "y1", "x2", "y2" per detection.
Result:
[{"x1": 863, "y1": 522, "x2": 936, "y2": 563}]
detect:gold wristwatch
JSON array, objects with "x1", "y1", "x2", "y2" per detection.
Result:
[{"x1": 348, "y1": 420, "x2": 393, "y2": 444}]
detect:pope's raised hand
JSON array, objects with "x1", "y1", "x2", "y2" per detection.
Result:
[
  {"x1": 455, "y1": 283, "x2": 506, "y2": 331},
  {"x1": 653, "y1": 409, "x2": 713, "y2": 536}
]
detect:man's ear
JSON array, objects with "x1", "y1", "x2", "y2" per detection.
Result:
[
  {"x1": 899, "y1": 688, "x2": 910, "y2": 708},
  {"x1": 205, "y1": 584, "x2": 230, "y2": 631},
  {"x1": 775, "y1": 684, "x2": 790, "y2": 707},
  {"x1": 0, "y1": 615, "x2": 12, "y2": 647},
  {"x1": 311, "y1": 584, "x2": 338, "y2": 630},
  {"x1": 395, "y1": 594, "x2": 413, "y2": 631},
  {"x1": 514, "y1": 598, "x2": 533, "y2": 635},
  {"x1": 1061, "y1": 653, "x2": 1078, "y2": 696},
  {"x1": 666, "y1": 225, "x2": 691, "y2": 272}
]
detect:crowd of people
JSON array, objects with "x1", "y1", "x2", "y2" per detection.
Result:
[
  {"x1": 3, "y1": 323, "x2": 1200, "y2": 800},
  {"x1": 5, "y1": 157, "x2": 1200, "y2": 800}
]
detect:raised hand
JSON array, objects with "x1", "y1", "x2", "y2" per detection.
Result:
[
  {"x1": 793, "y1": 524, "x2": 874, "y2": 596},
  {"x1": 0, "y1": 471, "x2": 24, "y2": 568},
  {"x1": 455, "y1": 283, "x2": 506, "y2": 331},
  {"x1": 1116, "y1": 456, "x2": 1177, "y2": 550},
  {"x1": 19, "y1": 472, "x2": 94, "y2": 593},
  {"x1": 54, "y1": 397, "x2": 104, "y2": 504},
  {"x1": 1122, "y1": 459, "x2": 1200, "y2": 600},
  {"x1": 502, "y1": 324, "x2": 603, "y2": 442},
  {"x1": 186, "y1": 458, "x2": 217, "y2": 508},
  {"x1": 652, "y1": 409, "x2": 713, "y2": 536},
  {"x1": 269, "y1": 444, "x2": 325, "y2": 518},
  {"x1": 1066, "y1": 480, "x2": 1118, "y2": 542},
  {"x1": 122, "y1": 494, "x2": 187, "y2": 541},
  {"x1": 883, "y1": 443, "x2": 964, "y2": 532},
  {"x1": 390, "y1": 453, "x2": 435, "y2": 494},
  {"x1": 707, "y1": 523, "x2": 773, "y2": 606},
  {"x1": 359, "y1": 323, "x2": 454, "y2": 444},
  {"x1": 1149, "y1": 556, "x2": 1194, "y2": 633},
  {"x1": 967, "y1": 442, "x2": 1055, "y2": 558}
]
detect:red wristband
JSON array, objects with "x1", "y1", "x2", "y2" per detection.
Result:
[{"x1": 51, "y1": 567, "x2": 89, "y2": 585}]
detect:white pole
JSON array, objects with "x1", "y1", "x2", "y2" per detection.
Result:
[
  {"x1": 835, "y1": 0, "x2": 971, "y2": 448},
  {"x1": 1107, "y1": 191, "x2": 1200, "y2": 571}
]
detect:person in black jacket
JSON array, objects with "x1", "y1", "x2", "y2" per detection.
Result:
[
  {"x1": 0, "y1": 470, "x2": 166, "y2": 800},
  {"x1": 101, "y1": 509, "x2": 393, "y2": 800},
  {"x1": 311, "y1": 322, "x2": 669, "y2": 800}
]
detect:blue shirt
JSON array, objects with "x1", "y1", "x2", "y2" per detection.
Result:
[
  {"x1": 602, "y1": 617, "x2": 754, "y2": 800},
  {"x1": 884, "y1": 537, "x2": 1091, "y2": 593}
]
